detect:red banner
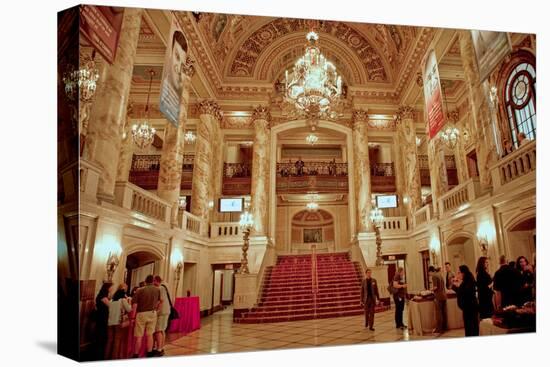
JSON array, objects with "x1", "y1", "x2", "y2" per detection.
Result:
[
  {"x1": 423, "y1": 49, "x2": 446, "y2": 139},
  {"x1": 79, "y1": 5, "x2": 124, "y2": 64}
]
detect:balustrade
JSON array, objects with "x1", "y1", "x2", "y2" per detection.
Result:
[
  {"x1": 180, "y1": 211, "x2": 204, "y2": 235},
  {"x1": 114, "y1": 181, "x2": 171, "y2": 223},
  {"x1": 437, "y1": 177, "x2": 482, "y2": 216},
  {"x1": 491, "y1": 140, "x2": 536, "y2": 192},
  {"x1": 128, "y1": 154, "x2": 194, "y2": 190},
  {"x1": 210, "y1": 222, "x2": 241, "y2": 239},
  {"x1": 378, "y1": 216, "x2": 408, "y2": 233},
  {"x1": 413, "y1": 204, "x2": 433, "y2": 228}
]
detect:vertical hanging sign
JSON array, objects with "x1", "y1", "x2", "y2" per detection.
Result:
[
  {"x1": 159, "y1": 14, "x2": 188, "y2": 127},
  {"x1": 79, "y1": 5, "x2": 124, "y2": 64},
  {"x1": 422, "y1": 49, "x2": 446, "y2": 139}
]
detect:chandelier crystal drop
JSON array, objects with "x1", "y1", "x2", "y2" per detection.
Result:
[
  {"x1": 284, "y1": 31, "x2": 342, "y2": 117},
  {"x1": 440, "y1": 125, "x2": 460, "y2": 149},
  {"x1": 306, "y1": 193, "x2": 320, "y2": 212},
  {"x1": 62, "y1": 50, "x2": 100, "y2": 102},
  {"x1": 131, "y1": 69, "x2": 156, "y2": 149},
  {"x1": 239, "y1": 210, "x2": 254, "y2": 230},
  {"x1": 184, "y1": 130, "x2": 197, "y2": 144},
  {"x1": 369, "y1": 206, "x2": 384, "y2": 226}
]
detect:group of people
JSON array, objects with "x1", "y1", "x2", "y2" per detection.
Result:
[
  {"x1": 359, "y1": 254, "x2": 536, "y2": 337},
  {"x1": 225, "y1": 162, "x2": 251, "y2": 178},
  {"x1": 501, "y1": 131, "x2": 532, "y2": 158},
  {"x1": 93, "y1": 275, "x2": 173, "y2": 360},
  {"x1": 279, "y1": 158, "x2": 346, "y2": 177}
]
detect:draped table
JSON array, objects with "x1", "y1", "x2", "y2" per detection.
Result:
[
  {"x1": 168, "y1": 296, "x2": 201, "y2": 334},
  {"x1": 407, "y1": 293, "x2": 463, "y2": 336},
  {"x1": 479, "y1": 318, "x2": 534, "y2": 335}
]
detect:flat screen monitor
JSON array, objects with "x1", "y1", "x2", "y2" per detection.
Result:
[
  {"x1": 376, "y1": 194, "x2": 398, "y2": 209},
  {"x1": 219, "y1": 198, "x2": 244, "y2": 213}
]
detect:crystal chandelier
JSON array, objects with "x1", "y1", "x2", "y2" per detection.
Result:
[
  {"x1": 239, "y1": 210, "x2": 254, "y2": 231},
  {"x1": 284, "y1": 31, "x2": 342, "y2": 118},
  {"x1": 306, "y1": 132, "x2": 319, "y2": 145},
  {"x1": 184, "y1": 131, "x2": 196, "y2": 144},
  {"x1": 440, "y1": 125, "x2": 460, "y2": 149},
  {"x1": 62, "y1": 50, "x2": 100, "y2": 102},
  {"x1": 306, "y1": 194, "x2": 319, "y2": 211},
  {"x1": 132, "y1": 69, "x2": 156, "y2": 149}
]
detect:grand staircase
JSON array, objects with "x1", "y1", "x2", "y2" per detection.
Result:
[{"x1": 235, "y1": 252, "x2": 389, "y2": 323}]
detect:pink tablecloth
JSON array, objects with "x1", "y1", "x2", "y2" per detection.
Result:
[{"x1": 168, "y1": 297, "x2": 201, "y2": 334}]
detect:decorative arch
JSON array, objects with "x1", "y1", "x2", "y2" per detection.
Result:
[
  {"x1": 226, "y1": 18, "x2": 391, "y2": 83},
  {"x1": 269, "y1": 119, "x2": 356, "y2": 241},
  {"x1": 502, "y1": 207, "x2": 536, "y2": 234}
]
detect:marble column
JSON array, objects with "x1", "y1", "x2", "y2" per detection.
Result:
[
  {"x1": 396, "y1": 106, "x2": 422, "y2": 216},
  {"x1": 458, "y1": 30, "x2": 498, "y2": 189},
  {"x1": 454, "y1": 119, "x2": 470, "y2": 184},
  {"x1": 157, "y1": 58, "x2": 195, "y2": 221},
  {"x1": 83, "y1": 8, "x2": 143, "y2": 201},
  {"x1": 191, "y1": 100, "x2": 222, "y2": 224},
  {"x1": 427, "y1": 137, "x2": 448, "y2": 217},
  {"x1": 352, "y1": 109, "x2": 372, "y2": 233},
  {"x1": 250, "y1": 106, "x2": 271, "y2": 236},
  {"x1": 115, "y1": 101, "x2": 135, "y2": 182}
]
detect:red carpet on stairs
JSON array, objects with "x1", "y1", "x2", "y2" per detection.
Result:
[{"x1": 234, "y1": 252, "x2": 390, "y2": 323}]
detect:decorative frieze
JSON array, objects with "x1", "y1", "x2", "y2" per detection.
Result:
[{"x1": 198, "y1": 99, "x2": 223, "y2": 121}]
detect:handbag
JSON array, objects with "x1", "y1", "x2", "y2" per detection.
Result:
[
  {"x1": 162, "y1": 284, "x2": 180, "y2": 321},
  {"x1": 119, "y1": 300, "x2": 130, "y2": 328}
]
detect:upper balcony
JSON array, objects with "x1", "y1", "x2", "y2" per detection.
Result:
[
  {"x1": 418, "y1": 155, "x2": 459, "y2": 187},
  {"x1": 128, "y1": 154, "x2": 193, "y2": 190}
]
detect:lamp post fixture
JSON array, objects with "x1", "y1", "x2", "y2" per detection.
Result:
[
  {"x1": 238, "y1": 210, "x2": 254, "y2": 274},
  {"x1": 369, "y1": 206, "x2": 384, "y2": 266},
  {"x1": 174, "y1": 261, "x2": 183, "y2": 297}
]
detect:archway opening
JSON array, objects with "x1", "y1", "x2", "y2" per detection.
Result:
[
  {"x1": 507, "y1": 216, "x2": 536, "y2": 263},
  {"x1": 446, "y1": 235, "x2": 476, "y2": 273},
  {"x1": 125, "y1": 250, "x2": 162, "y2": 292},
  {"x1": 291, "y1": 209, "x2": 335, "y2": 253}
]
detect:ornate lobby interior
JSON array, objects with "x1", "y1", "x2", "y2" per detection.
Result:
[{"x1": 57, "y1": 6, "x2": 536, "y2": 360}]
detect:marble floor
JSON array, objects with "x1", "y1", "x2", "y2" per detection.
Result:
[{"x1": 164, "y1": 306, "x2": 466, "y2": 356}]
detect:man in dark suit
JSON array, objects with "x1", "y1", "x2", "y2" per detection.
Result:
[
  {"x1": 429, "y1": 265, "x2": 448, "y2": 334},
  {"x1": 360, "y1": 269, "x2": 380, "y2": 331}
]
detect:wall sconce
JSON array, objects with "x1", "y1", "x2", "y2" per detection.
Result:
[
  {"x1": 105, "y1": 251, "x2": 120, "y2": 283},
  {"x1": 208, "y1": 200, "x2": 214, "y2": 210},
  {"x1": 478, "y1": 235, "x2": 489, "y2": 256},
  {"x1": 178, "y1": 196, "x2": 187, "y2": 210},
  {"x1": 172, "y1": 249, "x2": 184, "y2": 296}
]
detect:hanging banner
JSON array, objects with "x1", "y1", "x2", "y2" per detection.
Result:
[
  {"x1": 159, "y1": 15, "x2": 188, "y2": 127},
  {"x1": 79, "y1": 5, "x2": 124, "y2": 64},
  {"x1": 422, "y1": 49, "x2": 446, "y2": 139}
]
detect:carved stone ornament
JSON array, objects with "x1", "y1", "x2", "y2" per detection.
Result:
[
  {"x1": 182, "y1": 57, "x2": 196, "y2": 77},
  {"x1": 198, "y1": 99, "x2": 223, "y2": 121},
  {"x1": 352, "y1": 109, "x2": 369, "y2": 124},
  {"x1": 396, "y1": 106, "x2": 415, "y2": 123},
  {"x1": 252, "y1": 105, "x2": 271, "y2": 123}
]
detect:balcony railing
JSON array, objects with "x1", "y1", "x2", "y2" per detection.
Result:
[
  {"x1": 210, "y1": 222, "x2": 241, "y2": 240},
  {"x1": 222, "y1": 163, "x2": 252, "y2": 195},
  {"x1": 491, "y1": 140, "x2": 536, "y2": 192},
  {"x1": 378, "y1": 216, "x2": 408, "y2": 233},
  {"x1": 276, "y1": 175, "x2": 349, "y2": 193},
  {"x1": 129, "y1": 154, "x2": 193, "y2": 190},
  {"x1": 180, "y1": 211, "x2": 206, "y2": 236},
  {"x1": 413, "y1": 204, "x2": 434, "y2": 228},
  {"x1": 114, "y1": 181, "x2": 172, "y2": 223},
  {"x1": 437, "y1": 177, "x2": 482, "y2": 217}
]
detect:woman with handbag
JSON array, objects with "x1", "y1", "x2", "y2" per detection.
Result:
[{"x1": 105, "y1": 284, "x2": 132, "y2": 360}]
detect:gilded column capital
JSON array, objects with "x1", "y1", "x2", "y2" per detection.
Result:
[
  {"x1": 181, "y1": 57, "x2": 195, "y2": 78},
  {"x1": 252, "y1": 105, "x2": 271, "y2": 123},
  {"x1": 352, "y1": 109, "x2": 369, "y2": 129},
  {"x1": 198, "y1": 99, "x2": 223, "y2": 121},
  {"x1": 396, "y1": 106, "x2": 416, "y2": 123}
]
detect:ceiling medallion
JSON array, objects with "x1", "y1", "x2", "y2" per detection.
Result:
[{"x1": 284, "y1": 31, "x2": 343, "y2": 120}]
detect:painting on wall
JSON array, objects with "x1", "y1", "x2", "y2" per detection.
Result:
[{"x1": 303, "y1": 228, "x2": 322, "y2": 243}]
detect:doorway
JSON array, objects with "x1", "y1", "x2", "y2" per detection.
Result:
[
  {"x1": 446, "y1": 236, "x2": 476, "y2": 273},
  {"x1": 420, "y1": 250, "x2": 431, "y2": 290},
  {"x1": 182, "y1": 262, "x2": 197, "y2": 297},
  {"x1": 125, "y1": 251, "x2": 161, "y2": 291},
  {"x1": 466, "y1": 150, "x2": 479, "y2": 178}
]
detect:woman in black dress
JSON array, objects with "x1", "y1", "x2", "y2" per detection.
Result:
[
  {"x1": 452, "y1": 265, "x2": 479, "y2": 336},
  {"x1": 475, "y1": 257, "x2": 494, "y2": 319},
  {"x1": 94, "y1": 282, "x2": 113, "y2": 360}
]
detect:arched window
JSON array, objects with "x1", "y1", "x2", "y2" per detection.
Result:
[{"x1": 503, "y1": 60, "x2": 536, "y2": 147}]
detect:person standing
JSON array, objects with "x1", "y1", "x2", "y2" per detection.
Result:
[
  {"x1": 360, "y1": 269, "x2": 380, "y2": 331},
  {"x1": 452, "y1": 265, "x2": 479, "y2": 337},
  {"x1": 295, "y1": 157, "x2": 305, "y2": 176},
  {"x1": 153, "y1": 275, "x2": 171, "y2": 356},
  {"x1": 444, "y1": 262, "x2": 455, "y2": 290},
  {"x1": 475, "y1": 257, "x2": 494, "y2": 319},
  {"x1": 516, "y1": 256, "x2": 535, "y2": 305},
  {"x1": 94, "y1": 282, "x2": 113, "y2": 360},
  {"x1": 493, "y1": 255, "x2": 517, "y2": 309},
  {"x1": 429, "y1": 266, "x2": 447, "y2": 334},
  {"x1": 105, "y1": 284, "x2": 132, "y2": 360},
  {"x1": 132, "y1": 275, "x2": 161, "y2": 358},
  {"x1": 392, "y1": 267, "x2": 408, "y2": 329}
]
